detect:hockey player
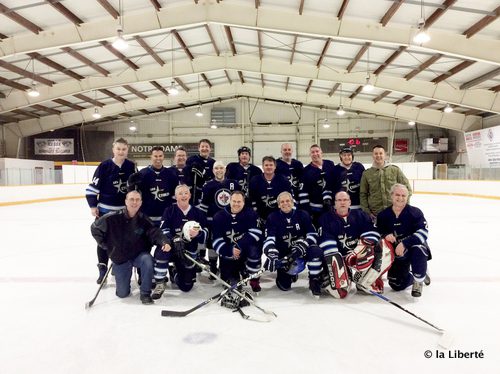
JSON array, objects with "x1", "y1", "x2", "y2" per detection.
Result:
[
  {"x1": 127, "y1": 146, "x2": 175, "y2": 226},
  {"x1": 318, "y1": 191, "x2": 392, "y2": 298},
  {"x1": 151, "y1": 184, "x2": 208, "y2": 299},
  {"x1": 360, "y1": 145, "x2": 412, "y2": 219},
  {"x1": 85, "y1": 137, "x2": 137, "y2": 284},
  {"x1": 185, "y1": 139, "x2": 215, "y2": 205},
  {"x1": 263, "y1": 191, "x2": 323, "y2": 296},
  {"x1": 276, "y1": 143, "x2": 304, "y2": 200},
  {"x1": 90, "y1": 190, "x2": 171, "y2": 304},
  {"x1": 249, "y1": 156, "x2": 292, "y2": 223},
  {"x1": 212, "y1": 191, "x2": 263, "y2": 293},
  {"x1": 331, "y1": 147, "x2": 365, "y2": 209},
  {"x1": 225, "y1": 146, "x2": 262, "y2": 198},
  {"x1": 298, "y1": 144, "x2": 336, "y2": 226},
  {"x1": 376, "y1": 183, "x2": 431, "y2": 297},
  {"x1": 198, "y1": 161, "x2": 241, "y2": 274},
  {"x1": 167, "y1": 146, "x2": 191, "y2": 187}
]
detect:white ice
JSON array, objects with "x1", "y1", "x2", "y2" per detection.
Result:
[{"x1": 1, "y1": 194, "x2": 499, "y2": 374}]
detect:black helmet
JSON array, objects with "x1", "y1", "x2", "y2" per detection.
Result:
[
  {"x1": 339, "y1": 147, "x2": 353, "y2": 154},
  {"x1": 237, "y1": 146, "x2": 251, "y2": 156}
]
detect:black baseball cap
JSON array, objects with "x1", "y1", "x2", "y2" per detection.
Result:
[{"x1": 238, "y1": 146, "x2": 251, "y2": 155}]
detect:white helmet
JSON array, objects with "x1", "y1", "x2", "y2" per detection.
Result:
[{"x1": 182, "y1": 220, "x2": 200, "y2": 242}]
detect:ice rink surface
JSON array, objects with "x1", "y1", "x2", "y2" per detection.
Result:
[{"x1": 1, "y1": 194, "x2": 499, "y2": 374}]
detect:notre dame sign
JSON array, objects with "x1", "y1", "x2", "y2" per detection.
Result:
[{"x1": 128, "y1": 143, "x2": 214, "y2": 158}]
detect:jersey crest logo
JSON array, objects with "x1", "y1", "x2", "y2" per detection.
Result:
[{"x1": 215, "y1": 188, "x2": 231, "y2": 208}]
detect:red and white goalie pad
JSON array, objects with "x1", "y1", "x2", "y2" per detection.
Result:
[
  {"x1": 352, "y1": 239, "x2": 395, "y2": 289},
  {"x1": 324, "y1": 252, "x2": 351, "y2": 299}
]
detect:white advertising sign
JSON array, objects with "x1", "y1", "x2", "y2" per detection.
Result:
[{"x1": 464, "y1": 126, "x2": 500, "y2": 168}]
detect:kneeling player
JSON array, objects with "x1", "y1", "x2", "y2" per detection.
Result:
[
  {"x1": 263, "y1": 192, "x2": 322, "y2": 296},
  {"x1": 318, "y1": 191, "x2": 393, "y2": 298},
  {"x1": 212, "y1": 191, "x2": 263, "y2": 293},
  {"x1": 376, "y1": 184, "x2": 431, "y2": 297},
  {"x1": 152, "y1": 185, "x2": 207, "y2": 299}
]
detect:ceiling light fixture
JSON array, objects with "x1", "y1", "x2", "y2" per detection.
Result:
[
  {"x1": 92, "y1": 90, "x2": 101, "y2": 119},
  {"x1": 413, "y1": 0, "x2": 430, "y2": 44},
  {"x1": 362, "y1": 47, "x2": 374, "y2": 92},
  {"x1": 112, "y1": 1, "x2": 128, "y2": 50},
  {"x1": 27, "y1": 58, "x2": 40, "y2": 97},
  {"x1": 210, "y1": 119, "x2": 217, "y2": 129},
  {"x1": 408, "y1": 120, "x2": 416, "y2": 126},
  {"x1": 168, "y1": 32, "x2": 179, "y2": 96},
  {"x1": 443, "y1": 104, "x2": 453, "y2": 113},
  {"x1": 195, "y1": 74, "x2": 203, "y2": 117},
  {"x1": 92, "y1": 107, "x2": 102, "y2": 119},
  {"x1": 129, "y1": 125, "x2": 137, "y2": 131},
  {"x1": 337, "y1": 84, "x2": 345, "y2": 116},
  {"x1": 195, "y1": 104, "x2": 203, "y2": 117},
  {"x1": 27, "y1": 82, "x2": 40, "y2": 97}
]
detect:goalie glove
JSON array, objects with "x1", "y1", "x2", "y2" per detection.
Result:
[
  {"x1": 290, "y1": 238, "x2": 308, "y2": 259},
  {"x1": 345, "y1": 243, "x2": 375, "y2": 272}
]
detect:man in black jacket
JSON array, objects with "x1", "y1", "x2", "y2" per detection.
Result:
[{"x1": 91, "y1": 190, "x2": 171, "y2": 304}]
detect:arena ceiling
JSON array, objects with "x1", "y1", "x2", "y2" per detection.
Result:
[{"x1": 0, "y1": 0, "x2": 499, "y2": 138}]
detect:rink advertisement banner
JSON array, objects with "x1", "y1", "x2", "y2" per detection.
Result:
[
  {"x1": 128, "y1": 143, "x2": 214, "y2": 158},
  {"x1": 34, "y1": 138, "x2": 74, "y2": 155},
  {"x1": 464, "y1": 126, "x2": 500, "y2": 168}
]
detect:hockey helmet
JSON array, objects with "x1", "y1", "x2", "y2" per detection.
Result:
[
  {"x1": 339, "y1": 147, "x2": 353, "y2": 154},
  {"x1": 285, "y1": 257, "x2": 306, "y2": 276},
  {"x1": 182, "y1": 220, "x2": 200, "y2": 242},
  {"x1": 237, "y1": 146, "x2": 251, "y2": 156}
]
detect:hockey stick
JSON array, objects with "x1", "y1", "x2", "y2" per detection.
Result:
[
  {"x1": 184, "y1": 252, "x2": 277, "y2": 319},
  {"x1": 85, "y1": 263, "x2": 113, "y2": 309},
  {"x1": 357, "y1": 284, "x2": 442, "y2": 331},
  {"x1": 357, "y1": 284, "x2": 453, "y2": 348},
  {"x1": 160, "y1": 269, "x2": 264, "y2": 317}
]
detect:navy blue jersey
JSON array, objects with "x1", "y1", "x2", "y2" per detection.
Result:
[
  {"x1": 331, "y1": 162, "x2": 365, "y2": 206},
  {"x1": 249, "y1": 174, "x2": 292, "y2": 220},
  {"x1": 263, "y1": 208, "x2": 318, "y2": 256},
  {"x1": 376, "y1": 204, "x2": 429, "y2": 249},
  {"x1": 198, "y1": 178, "x2": 241, "y2": 223},
  {"x1": 225, "y1": 162, "x2": 262, "y2": 197},
  {"x1": 129, "y1": 166, "x2": 175, "y2": 223},
  {"x1": 212, "y1": 207, "x2": 262, "y2": 257},
  {"x1": 167, "y1": 165, "x2": 192, "y2": 187},
  {"x1": 276, "y1": 158, "x2": 304, "y2": 199},
  {"x1": 160, "y1": 204, "x2": 208, "y2": 253},
  {"x1": 318, "y1": 208, "x2": 380, "y2": 256},
  {"x1": 86, "y1": 158, "x2": 137, "y2": 212},
  {"x1": 298, "y1": 160, "x2": 335, "y2": 214},
  {"x1": 186, "y1": 154, "x2": 215, "y2": 204}
]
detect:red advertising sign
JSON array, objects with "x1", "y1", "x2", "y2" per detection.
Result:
[{"x1": 394, "y1": 139, "x2": 409, "y2": 153}]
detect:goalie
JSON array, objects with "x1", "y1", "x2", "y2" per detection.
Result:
[{"x1": 318, "y1": 191, "x2": 394, "y2": 298}]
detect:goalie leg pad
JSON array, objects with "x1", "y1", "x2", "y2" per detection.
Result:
[
  {"x1": 356, "y1": 239, "x2": 395, "y2": 289},
  {"x1": 324, "y1": 252, "x2": 351, "y2": 299}
]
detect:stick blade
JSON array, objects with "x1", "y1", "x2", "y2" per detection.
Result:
[
  {"x1": 437, "y1": 330, "x2": 454, "y2": 350},
  {"x1": 161, "y1": 310, "x2": 189, "y2": 317},
  {"x1": 85, "y1": 301, "x2": 93, "y2": 310}
]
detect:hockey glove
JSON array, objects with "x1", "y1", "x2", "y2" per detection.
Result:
[
  {"x1": 264, "y1": 251, "x2": 281, "y2": 273},
  {"x1": 290, "y1": 238, "x2": 308, "y2": 259},
  {"x1": 172, "y1": 237, "x2": 186, "y2": 260}
]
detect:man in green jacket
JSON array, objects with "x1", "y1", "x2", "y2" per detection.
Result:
[{"x1": 360, "y1": 145, "x2": 412, "y2": 219}]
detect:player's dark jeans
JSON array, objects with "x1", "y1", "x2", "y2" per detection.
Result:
[
  {"x1": 388, "y1": 243, "x2": 429, "y2": 290},
  {"x1": 113, "y1": 252, "x2": 154, "y2": 297}
]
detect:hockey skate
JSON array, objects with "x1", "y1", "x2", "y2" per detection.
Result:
[
  {"x1": 249, "y1": 278, "x2": 261, "y2": 293},
  {"x1": 424, "y1": 274, "x2": 431, "y2": 286},
  {"x1": 309, "y1": 276, "x2": 322, "y2": 298},
  {"x1": 152, "y1": 280, "x2": 167, "y2": 300},
  {"x1": 411, "y1": 280, "x2": 423, "y2": 297}
]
